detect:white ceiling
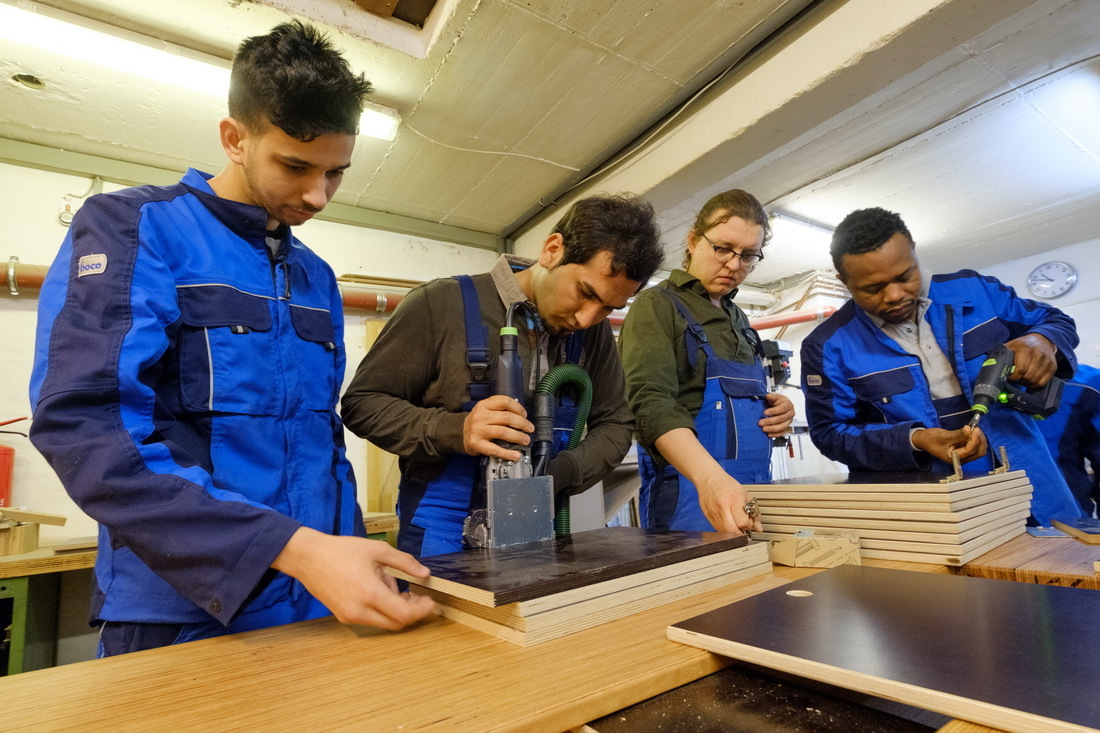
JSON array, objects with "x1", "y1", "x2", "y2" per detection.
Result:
[{"x1": 1, "y1": 0, "x2": 1098, "y2": 285}]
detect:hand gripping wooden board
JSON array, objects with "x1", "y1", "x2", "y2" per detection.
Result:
[{"x1": 668, "y1": 565, "x2": 1100, "y2": 732}]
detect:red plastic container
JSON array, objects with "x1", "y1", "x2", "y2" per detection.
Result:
[{"x1": 0, "y1": 444, "x2": 13, "y2": 508}]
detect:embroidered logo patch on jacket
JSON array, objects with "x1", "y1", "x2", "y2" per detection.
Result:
[{"x1": 78, "y1": 253, "x2": 108, "y2": 277}]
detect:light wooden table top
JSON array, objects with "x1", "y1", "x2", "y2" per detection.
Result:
[
  {"x1": 0, "y1": 558, "x2": 947, "y2": 732},
  {"x1": 959, "y1": 533, "x2": 1100, "y2": 589},
  {"x1": 0, "y1": 547, "x2": 96, "y2": 579}
]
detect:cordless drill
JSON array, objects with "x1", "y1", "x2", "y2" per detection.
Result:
[{"x1": 968, "y1": 343, "x2": 1064, "y2": 429}]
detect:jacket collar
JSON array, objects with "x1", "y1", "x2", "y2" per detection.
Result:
[{"x1": 179, "y1": 168, "x2": 282, "y2": 249}]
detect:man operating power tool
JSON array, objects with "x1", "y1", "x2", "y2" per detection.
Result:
[
  {"x1": 801, "y1": 207, "x2": 1084, "y2": 526},
  {"x1": 342, "y1": 195, "x2": 663, "y2": 557}
]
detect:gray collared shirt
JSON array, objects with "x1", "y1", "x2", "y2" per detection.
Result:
[
  {"x1": 866, "y1": 268, "x2": 962, "y2": 401},
  {"x1": 489, "y1": 254, "x2": 551, "y2": 391}
]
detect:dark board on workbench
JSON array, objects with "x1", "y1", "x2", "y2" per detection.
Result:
[
  {"x1": 418, "y1": 526, "x2": 749, "y2": 606},
  {"x1": 669, "y1": 564, "x2": 1100, "y2": 731}
]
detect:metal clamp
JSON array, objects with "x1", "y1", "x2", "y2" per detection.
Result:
[
  {"x1": 940, "y1": 449, "x2": 964, "y2": 483},
  {"x1": 7, "y1": 256, "x2": 19, "y2": 296}
]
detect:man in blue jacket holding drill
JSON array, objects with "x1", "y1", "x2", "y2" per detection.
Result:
[{"x1": 801, "y1": 207, "x2": 1083, "y2": 525}]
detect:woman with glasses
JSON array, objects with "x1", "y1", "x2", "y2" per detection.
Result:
[{"x1": 618, "y1": 189, "x2": 794, "y2": 533}]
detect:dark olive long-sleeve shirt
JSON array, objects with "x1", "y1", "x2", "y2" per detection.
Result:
[
  {"x1": 342, "y1": 256, "x2": 634, "y2": 495},
  {"x1": 618, "y1": 269, "x2": 758, "y2": 467}
]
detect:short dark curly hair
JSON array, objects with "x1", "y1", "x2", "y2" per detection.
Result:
[
  {"x1": 229, "y1": 21, "x2": 373, "y2": 141},
  {"x1": 830, "y1": 207, "x2": 913, "y2": 274},
  {"x1": 553, "y1": 194, "x2": 664, "y2": 286}
]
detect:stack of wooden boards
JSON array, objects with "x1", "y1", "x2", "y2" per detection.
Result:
[
  {"x1": 396, "y1": 527, "x2": 771, "y2": 646},
  {"x1": 745, "y1": 470, "x2": 1032, "y2": 565}
]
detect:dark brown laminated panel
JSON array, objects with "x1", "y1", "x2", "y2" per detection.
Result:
[
  {"x1": 407, "y1": 526, "x2": 748, "y2": 606},
  {"x1": 668, "y1": 565, "x2": 1100, "y2": 732}
]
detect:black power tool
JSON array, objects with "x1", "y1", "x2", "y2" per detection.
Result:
[{"x1": 968, "y1": 343, "x2": 1063, "y2": 429}]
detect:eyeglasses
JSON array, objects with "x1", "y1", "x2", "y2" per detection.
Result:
[{"x1": 700, "y1": 232, "x2": 764, "y2": 268}]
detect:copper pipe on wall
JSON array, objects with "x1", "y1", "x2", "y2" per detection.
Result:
[
  {"x1": 4, "y1": 258, "x2": 408, "y2": 315},
  {"x1": 5, "y1": 259, "x2": 837, "y2": 327},
  {"x1": 750, "y1": 306, "x2": 837, "y2": 331},
  {"x1": 6, "y1": 259, "x2": 48, "y2": 295}
]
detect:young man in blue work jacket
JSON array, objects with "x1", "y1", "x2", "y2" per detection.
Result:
[
  {"x1": 29, "y1": 21, "x2": 434, "y2": 656},
  {"x1": 800, "y1": 207, "x2": 1083, "y2": 526}
]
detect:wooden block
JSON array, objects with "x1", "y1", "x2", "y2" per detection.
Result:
[
  {"x1": 397, "y1": 527, "x2": 749, "y2": 606},
  {"x1": 52, "y1": 536, "x2": 98, "y2": 553},
  {"x1": 363, "y1": 512, "x2": 399, "y2": 535},
  {"x1": 0, "y1": 523, "x2": 39, "y2": 556},
  {"x1": 1, "y1": 508, "x2": 67, "y2": 526},
  {"x1": 668, "y1": 565, "x2": 1100, "y2": 732},
  {"x1": 1050, "y1": 517, "x2": 1100, "y2": 545}
]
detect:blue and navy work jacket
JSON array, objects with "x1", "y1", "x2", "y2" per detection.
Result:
[
  {"x1": 800, "y1": 269, "x2": 1082, "y2": 525},
  {"x1": 29, "y1": 168, "x2": 361, "y2": 628}
]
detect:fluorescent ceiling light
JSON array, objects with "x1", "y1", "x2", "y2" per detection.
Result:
[
  {"x1": 360, "y1": 100, "x2": 400, "y2": 141},
  {"x1": 0, "y1": 1, "x2": 400, "y2": 140},
  {"x1": 769, "y1": 210, "x2": 834, "y2": 251},
  {"x1": 0, "y1": 1, "x2": 230, "y2": 96}
]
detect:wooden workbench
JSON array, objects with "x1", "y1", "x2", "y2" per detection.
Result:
[
  {"x1": 0, "y1": 547, "x2": 96, "y2": 580},
  {"x1": 959, "y1": 533, "x2": 1100, "y2": 589},
  {"x1": 0, "y1": 559, "x2": 948, "y2": 731}
]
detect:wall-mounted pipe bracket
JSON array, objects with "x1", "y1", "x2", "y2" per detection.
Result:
[{"x1": 8, "y1": 256, "x2": 20, "y2": 296}]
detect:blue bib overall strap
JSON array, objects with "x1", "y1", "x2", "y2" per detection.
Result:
[
  {"x1": 456, "y1": 274, "x2": 491, "y2": 410},
  {"x1": 639, "y1": 291, "x2": 772, "y2": 531},
  {"x1": 396, "y1": 275, "x2": 485, "y2": 558}
]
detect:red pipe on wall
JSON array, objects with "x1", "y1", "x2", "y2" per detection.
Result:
[
  {"x1": 5, "y1": 259, "x2": 407, "y2": 315},
  {"x1": 750, "y1": 306, "x2": 837, "y2": 331},
  {"x1": 6, "y1": 260, "x2": 837, "y2": 326}
]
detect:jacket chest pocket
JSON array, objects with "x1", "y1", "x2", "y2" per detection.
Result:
[
  {"x1": 850, "y1": 365, "x2": 916, "y2": 411},
  {"x1": 288, "y1": 303, "x2": 339, "y2": 410},
  {"x1": 177, "y1": 285, "x2": 279, "y2": 415},
  {"x1": 962, "y1": 318, "x2": 1010, "y2": 361}
]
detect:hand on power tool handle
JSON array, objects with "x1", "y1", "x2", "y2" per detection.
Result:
[
  {"x1": 969, "y1": 338, "x2": 1063, "y2": 429},
  {"x1": 462, "y1": 395, "x2": 533, "y2": 462}
]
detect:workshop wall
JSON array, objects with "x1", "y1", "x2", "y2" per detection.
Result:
[
  {"x1": 0, "y1": 159, "x2": 497, "y2": 544},
  {"x1": 976, "y1": 238, "x2": 1100, "y2": 367}
]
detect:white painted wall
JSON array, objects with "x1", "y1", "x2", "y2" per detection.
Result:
[
  {"x1": 973, "y1": 237, "x2": 1100, "y2": 367},
  {"x1": 0, "y1": 159, "x2": 497, "y2": 544}
]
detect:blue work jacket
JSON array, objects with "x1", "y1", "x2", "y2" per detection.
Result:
[
  {"x1": 801, "y1": 269, "x2": 1082, "y2": 525},
  {"x1": 29, "y1": 169, "x2": 361, "y2": 628}
]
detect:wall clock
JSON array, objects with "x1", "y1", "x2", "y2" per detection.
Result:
[{"x1": 1026, "y1": 260, "x2": 1077, "y2": 299}]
